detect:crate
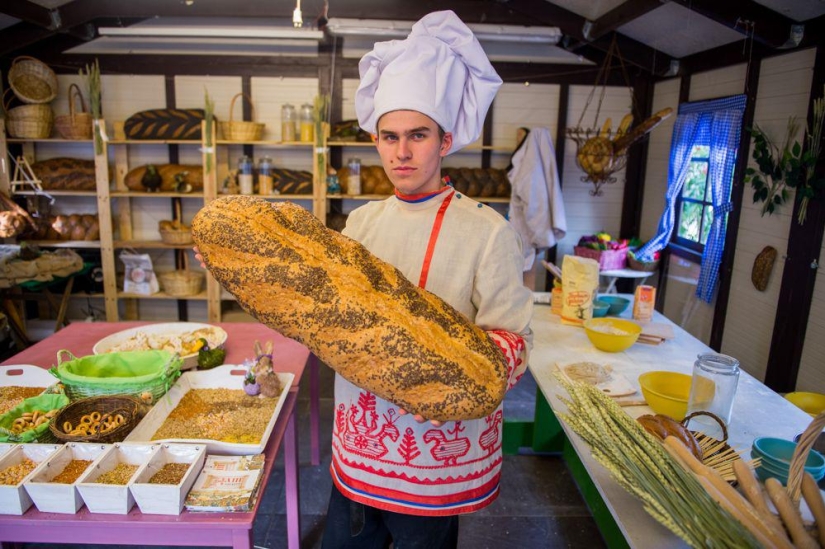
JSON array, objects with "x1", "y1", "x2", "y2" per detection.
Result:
[
  {"x1": 130, "y1": 443, "x2": 206, "y2": 515},
  {"x1": 25, "y1": 442, "x2": 110, "y2": 514},
  {"x1": 0, "y1": 443, "x2": 61, "y2": 515},
  {"x1": 574, "y1": 246, "x2": 627, "y2": 271},
  {"x1": 76, "y1": 442, "x2": 158, "y2": 514}
]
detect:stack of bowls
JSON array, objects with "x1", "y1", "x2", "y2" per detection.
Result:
[
  {"x1": 750, "y1": 437, "x2": 825, "y2": 485},
  {"x1": 598, "y1": 295, "x2": 631, "y2": 316},
  {"x1": 592, "y1": 300, "x2": 609, "y2": 318}
]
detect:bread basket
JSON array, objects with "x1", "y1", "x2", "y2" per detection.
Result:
[
  {"x1": 48, "y1": 395, "x2": 145, "y2": 444},
  {"x1": 8, "y1": 56, "x2": 58, "y2": 104},
  {"x1": 159, "y1": 202, "x2": 193, "y2": 245},
  {"x1": 54, "y1": 83, "x2": 93, "y2": 140},
  {"x1": 219, "y1": 93, "x2": 264, "y2": 142},
  {"x1": 159, "y1": 253, "x2": 204, "y2": 297},
  {"x1": 5, "y1": 89, "x2": 53, "y2": 139}
]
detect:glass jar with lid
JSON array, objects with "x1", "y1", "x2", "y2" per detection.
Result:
[
  {"x1": 300, "y1": 103, "x2": 314, "y2": 143},
  {"x1": 238, "y1": 155, "x2": 254, "y2": 195},
  {"x1": 686, "y1": 353, "x2": 740, "y2": 437},
  {"x1": 281, "y1": 103, "x2": 297, "y2": 142},
  {"x1": 258, "y1": 156, "x2": 273, "y2": 195},
  {"x1": 346, "y1": 158, "x2": 361, "y2": 195}
]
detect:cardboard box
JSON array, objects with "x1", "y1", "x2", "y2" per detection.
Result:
[
  {"x1": 25, "y1": 442, "x2": 110, "y2": 514},
  {"x1": 131, "y1": 443, "x2": 206, "y2": 515},
  {"x1": 76, "y1": 442, "x2": 158, "y2": 515},
  {"x1": 0, "y1": 443, "x2": 61, "y2": 515}
]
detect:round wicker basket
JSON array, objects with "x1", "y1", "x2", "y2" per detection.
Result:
[
  {"x1": 5, "y1": 89, "x2": 53, "y2": 138},
  {"x1": 219, "y1": 93, "x2": 264, "y2": 142},
  {"x1": 48, "y1": 395, "x2": 145, "y2": 444},
  {"x1": 159, "y1": 227, "x2": 193, "y2": 245},
  {"x1": 54, "y1": 83, "x2": 93, "y2": 140},
  {"x1": 627, "y1": 254, "x2": 660, "y2": 272},
  {"x1": 160, "y1": 270, "x2": 204, "y2": 297},
  {"x1": 8, "y1": 56, "x2": 58, "y2": 104}
]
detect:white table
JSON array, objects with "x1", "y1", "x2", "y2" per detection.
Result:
[
  {"x1": 525, "y1": 297, "x2": 813, "y2": 548},
  {"x1": 600, "y1": 268, "x2": 653, "y2": 293}
]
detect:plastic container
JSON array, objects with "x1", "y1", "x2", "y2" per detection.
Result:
[
  {"x1": 281, "y1": 103, "x2": 297, "y2": 142},
  {"x1": 638, "y1": 371, "x2": 692, "y2": 420},
  {"x1": 25, "y1": 442, "x2": 110, "y2": 514},
  {"x1": 592, "y1": 300, "x2": 609, "y2": 317},
  {"x1": 598, "y1": 295, "x2": 630, "y2": 316},
  {"x1": 258, "y1": 156, "x2": 273, "y2": 195},
  {"x1": 299, "y1": 103, "x2": 314, "y2": 142},
  {"x1": 238, "y1": 155, "x2": 254, "y2": 195},
  {"x1": 582, "y1": 318, "x2": 642, "y2": 353},
  {"x1": 687, "y1": 353, "x2": 740, "y2": 427},
  {"x1": 346, "y1": 158, "x2": 361, "y2": 195}
]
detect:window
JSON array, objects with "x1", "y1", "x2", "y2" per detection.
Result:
[{"x1": 674, "y1": 144, "x2": 716, "y2": 251}]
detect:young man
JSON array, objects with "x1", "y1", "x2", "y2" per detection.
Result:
[{"x1": 323, "y1": 10, "x2": 533, "y2": 549}]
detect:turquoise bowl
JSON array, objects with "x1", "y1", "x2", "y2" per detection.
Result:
[
  {"x1": 592, "y1": 300, "x2": 609, "y2": 318},
  {"x1": 599, "y1": 296, "x2": 631, "y2": 316},
  {"x1": 752, "y1": 437, "x2": 825, "y2": 473}
]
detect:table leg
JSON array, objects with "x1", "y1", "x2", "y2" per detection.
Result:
[
  {"x1": 54, "y1": 277, "x2": 74, "y2": 330},
  {"x1": 231, "y1": 529, "x2": 253, "y2": 549},
  {"x1": 310, "y1": 353, "x2": 320, "y2": 466},
  {"x1": 285, "y1": 405, "x2": 301, "y2": 549},
  {"x1": 604, "y1": 276, "x2": 619, "y2": 294},
  {"x1": 1, "y1": 297, "x2": 30, "y2": 350}
]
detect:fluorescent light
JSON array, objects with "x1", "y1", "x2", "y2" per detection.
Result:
[
  {"x1": 326, "y1": 18, "x2": 561, "y2": 45},
  {"x1": 98, "y1": 25, "x2": 323, "y2": 40}
]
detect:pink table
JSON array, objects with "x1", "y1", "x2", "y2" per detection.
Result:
[{"x1": 0, "y1": 322, "x2": 312, "y2": 549}]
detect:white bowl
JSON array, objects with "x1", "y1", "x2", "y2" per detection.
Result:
[{"x1": 93, "y1": 323, "x2": 227, "y2": 370}]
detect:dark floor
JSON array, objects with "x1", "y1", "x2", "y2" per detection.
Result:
[{"x1": 19, "y1": 366, "x2": 606, "y2": 549}]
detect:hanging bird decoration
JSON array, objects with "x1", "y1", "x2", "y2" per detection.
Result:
[{"x1": 141, "y1": 164, "x2": 162, "y2": 192}]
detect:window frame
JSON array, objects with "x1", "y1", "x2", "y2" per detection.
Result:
[{"x1": 672, "y1": 145, "x2": 714, "y2": 253}]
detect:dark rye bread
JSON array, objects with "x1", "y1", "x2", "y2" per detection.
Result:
[{"x1": 192, "y1": 196, "x2": 508, "y2": 421}]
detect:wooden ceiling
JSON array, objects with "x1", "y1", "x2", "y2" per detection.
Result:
[{"x1": 0, "y1": 0, "x2": 823, "y2": 78}]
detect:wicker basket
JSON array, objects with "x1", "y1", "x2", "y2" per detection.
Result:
[
  {"x1": 8, "y1": 56, "x2": 58, "y2": 104},
  {"x1": 160, "y1": 270, "x2": 204, "y2": 297},
  {"x1": 627, "y1": 254, "x2": 660, "y2": 272},
  {"x1": 54, "y1": 83, "x2": 93, "y2": 140},
  {"x1": 48, "y1": 395, "x2": 145, "y2": 444},
  {"x1": 219, "y1": 93, "x2": 264, "y2": 142},
  {"x1": 158, "y1": 201, "x2": 193, "y2": 244},
  {"x1": 5, "y1": 89, "x2": 53, "y2": 138}
]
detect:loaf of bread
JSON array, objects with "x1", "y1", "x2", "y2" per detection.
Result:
[
  {"x1": 31, "y1": 158, "x2": 96, "y2": 191},
  {"x1": 192, "y1": 196, "x2": 508, "y2": 420},
  {"x1": 637, "y1": 414, "x2": 703, "y2": 461},
  {"x1": 124, "y1": 164, "x2": 204, "y2": 192}
]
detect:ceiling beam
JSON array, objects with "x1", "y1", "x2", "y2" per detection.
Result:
[
  {"x1": 0, "y1": 1, "x2": 55, "y2": 29},
  {"x1": 667, "y1": 0, "x2": 802, "y2": 48},
  {"x1": 583, "y1": 0, "x2": 662, "y2": 42},
  {"x1": 0, "y1": 22, "x2": 54, "y2": 57}
]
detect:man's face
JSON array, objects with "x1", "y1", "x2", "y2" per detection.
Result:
[{"x1": 375, "y1": 110, "x2": 452, "y2": 195}]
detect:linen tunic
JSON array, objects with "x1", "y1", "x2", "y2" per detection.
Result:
[{"x1": 332, "y1": 187, "x2": 533, "y2": 516}]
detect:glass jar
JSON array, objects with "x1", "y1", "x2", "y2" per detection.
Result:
[
  {"x1": 346, "y1": 158, "x2": 361, "y2": 195},
  {"x1": 687, "y1": 353, "x2": 740, "y2": 432},
  {"x1": 299, "y1": 103, "x2": 314, "y2": 143},
  {"x1": 281, "y1": 103, "x2": 297, "y2": 142},
  {"x1": 258, "y1": 156, "x2": 273, "y2": 195},
  {"x1": 238, "y1": 155, "x2": 254, "y2": 195}
]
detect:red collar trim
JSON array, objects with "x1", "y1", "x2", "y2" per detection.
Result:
[{"x1": 394, "y1": 186, "x2": 449, "y2": 203}]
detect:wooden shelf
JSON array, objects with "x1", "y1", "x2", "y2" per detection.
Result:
[
  {"x1": 26, "y1": 240, "x2": 101, "y2": 248},
  {"x1": 259, "y1": 194, "x2": 313, "y2": 201},
  {"x1": 327, "y1": 141, "x2": 512, "y2": 152},
  {"x1": 326, "y1": 193, "x2": 509, "y2": 203},
  {"x1": 13, "y1": 190, "x2": 96, "y2": 197},
  {"x1": 114, "y1": 240, "x2": 194, "y2": 249},
  {"x1": 216, "y1": 140, "x2": 313, "y2": 147},
  {"x1": 8, "y1": 138, "x2": 93, "y2": 144},
  {"x1": 118, "y1": 290, "x2": 208, "y2": 300},
  {"x1": 108, "y1": 139, "x2": 200, "y2": 145},
  {"x1": 110, "y1": 191, "x2": 205, "y2": 198}
]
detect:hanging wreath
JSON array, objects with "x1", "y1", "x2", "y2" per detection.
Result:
[{"x1": 566, "y1": 37, "x2": 673, "y2": 196}]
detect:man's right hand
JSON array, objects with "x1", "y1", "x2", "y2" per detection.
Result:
[{"x1": 193, "y1": 246, "x2": 206, "y2": 269}]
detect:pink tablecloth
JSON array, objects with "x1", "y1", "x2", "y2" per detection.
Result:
[{"x1": 1, "y1": 321, "x2": 311, "y2": 387}]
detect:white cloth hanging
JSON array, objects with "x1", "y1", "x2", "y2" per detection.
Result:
[{"x1": 507, "y1": 127, "x2": 567, "y2": 271}]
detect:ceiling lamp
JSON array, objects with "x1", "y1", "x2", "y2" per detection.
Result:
[
  {"x1": 98, "y1": 23, "x2": 322, "y2": 41},
  {"x1": 326, "y1": 18, "x2": 562, "y2": 45}
]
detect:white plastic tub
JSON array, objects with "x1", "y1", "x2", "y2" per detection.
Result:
[
  {"x1": 76, "y1": 442, "x2": 157, "y2": 515},
  {"x1": 25, "y1": 442, "x2": 110, "y2": 514},
  {"x1": 0, "y1": 443, "x2": 61, "y2": 515},
  {"x1": 130, "y1": 443, "x2": 206, "y2": 515}
]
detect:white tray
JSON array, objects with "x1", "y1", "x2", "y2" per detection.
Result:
[
  {"x1": 0, "y1": 364, "x2": 57, "y2": 388},
  {"x1": 131, "y1": 443, "x2": 206, "y2": 515},
  {"x1": 25, "y1": 442, "x2": 111, "y2": 514},
  {"x1": 0, "y1": 443, "x2": 61, "y2": 515},
  {"x1": 92, "y1": 322, "x2": 228, "y2": 370},
  {"x1": 76, "y1": 442, "x2": 158, "y2": 515},
  {"x1": 125, "y1": 365, "x2": 294, "y2": 455}
]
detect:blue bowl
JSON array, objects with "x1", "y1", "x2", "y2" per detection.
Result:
[
  {"x1": 754, "y1": 460, "x2": 789, "y2": 485},
  {"x1": 752, "y1": 437, "x2": 825, "y2": 472},
  {"x1": 592, "y1": 300, "x2": 610, "y2": 318},
  {"x1": 599, "y1": 296, "x2": 631, "y2": 316}
]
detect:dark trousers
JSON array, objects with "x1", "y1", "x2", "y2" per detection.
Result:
[{"x1": 321, "y1": 483, "x2": 459, "y2": 549}]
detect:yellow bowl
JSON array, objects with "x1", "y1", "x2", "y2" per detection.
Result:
[
  {"x1": 582, "y1": 318, "x2": 642, "y2": 353},
  {"x1": 638, "y1": 371, "x2": 692, "y2": 420},
  {"x1": 785, "y1": 392, "x2": 825, "y2": 417}
]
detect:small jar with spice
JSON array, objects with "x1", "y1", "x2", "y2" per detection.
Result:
[
  {"x1": 299, "y1": 103, "x2": 314, "y2": 142},
  {"x1": 258, "y1": 156, "x2": 273, "y2": 195},
  {"x1": 281, "y1": 103, "x2": 297, "y2": 142},
  {"x1": 346, "y1": 158, "x2": 361, "y2": 195},
  {"x1": 238, "y1": 155, "x2": 254, "y2": 195}
]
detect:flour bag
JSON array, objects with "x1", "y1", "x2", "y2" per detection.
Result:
[
  {"x1": 119, "y1": 250, "x2": 159, "y2": 295},
  {"x1": 561, "y1": 255, "x2": 599, "y2": 326}
]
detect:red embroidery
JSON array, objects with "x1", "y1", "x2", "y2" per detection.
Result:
[
  {"x1": 332, "y1": 448, "x2": 502, "y2": 483},
  {"x1": 423, "y1": 422, "x2": 471, "y2": 466},
  {"x1": 478, "y1": 410, "x2": 503, "y2": 453},
  {"x1": 418, "y1": 191, "x2": 454, "y2": 288},
  {"x1": 337, "y1": 395, "x2": 400, "y2": 459},
  {"x1": 398, "y1": 427, "x2": 422, "y2": 464}
]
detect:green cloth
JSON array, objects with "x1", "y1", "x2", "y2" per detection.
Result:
[
  {"x1": 0, "y1": 393, "x2": 69, "y2": 443},
  {"x1": 51, "y1": 350, "x2": 181, "y2": 385}
]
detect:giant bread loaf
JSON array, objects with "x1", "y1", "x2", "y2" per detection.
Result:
[{"x1": 192, "y1": 196, "x2": 508, "y2": 421}]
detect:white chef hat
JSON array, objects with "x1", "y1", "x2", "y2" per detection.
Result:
[{"x1": 355, "y1": 10, "x2": 502, "y2": 154}]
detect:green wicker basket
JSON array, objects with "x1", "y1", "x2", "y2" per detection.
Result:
[
  {"x1": 0, "y1": 393, "x2": 69, "y2": 443},
  {"x1": 49, "y1": 349, "x2": 181, "y2": 404}
]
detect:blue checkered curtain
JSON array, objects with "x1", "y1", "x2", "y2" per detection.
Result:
[
  {"x1": 636, "y1": 95, "x2": 746, "y2": 303},
  {"x1": 695, "y1": 95, "x2": 746, "y2": 302}
]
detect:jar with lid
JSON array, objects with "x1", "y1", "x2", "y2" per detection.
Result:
[
  {"x1": 686, "y1": 353, "x2": 740, "y2": 435},
  {"x1": 258, "y1": 156, "x2": 273, "y2": 195},
  {"x1": 299, "y1": 103, "x2": 314, "y2": 143},
  {"x1": 238, "y1": 155, "x2": 254, "y2": 195},
  {"x1": 281, "y1": 103, "x2": 297, "y2": 142},
  {"x1": 346, "y1": 158, "x2": 361, "y2": 195}
]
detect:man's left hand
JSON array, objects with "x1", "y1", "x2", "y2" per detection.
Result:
[{"x1": 397, "y1": 408, "x2": 443, "y2": 427}]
